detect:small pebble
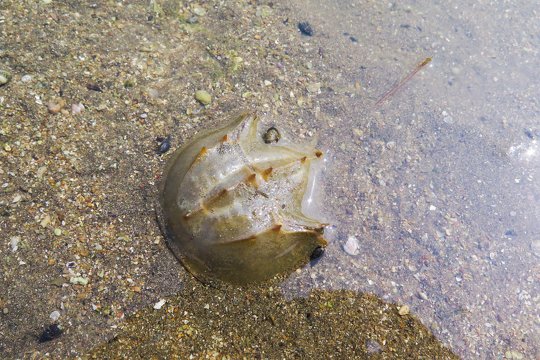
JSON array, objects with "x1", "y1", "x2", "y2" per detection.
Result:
[
  {"x1": 49, "y1": 310, "x2": 60, "y2": 322},
  {"x1": 47, "y1": 98, "x2": 66, "y2": 114},
  {"x1": 157, "y1": 136, "x2": 171, "y2": 155},
  {"x1": 40, "y1": 214, "x2": 51, "y2": 227},
  {"x1": 54, "y1": 228, "x2": 62, "y2": 236},
  {"x1": 398, "y1": 305, "x2": 410, "y2": 316},
  {"x1": 255, "y1": 5, "x2": 273, "y2": 18},
  {"x1": 10, "y1": 236, "x2": 20, "y2": 252},
  {"x1": 69, "y1": 276, "x2": 89, "y2": 285},
  {"x1": 365, "y1": 339, "x2": 382, "y2": 354},
  {"x1": 21, "y1": 74, "x2": 32, "y2": 82},
  {"x1": 192, "y1": 6, "x2": 206, "y2": 16},
  {"x1": 505, "y1": 350, "x2": 524, "y2": 360},
  {"x1": 153, "y1": 299, "x2": 166, "y2": 310},
  {"x1": 86, "y1": 83, "x2": 103, "y2": 92},
  {"x1": 306, "y1": 82, "x2": 321, "y2": 94},
  {"x1": 194, "y1": 90, "x2": 211, "y2": 105},
  {"x1": 310, "y1": 246, "x2": 325, "y2": 262},
  {"x1": 343, "y1": 235, "x2": 360, "y2": 256},
  {"x1": 38, "y1": 324, "x2": 62, "y2": 343},
  {"x1": 0, "y1": 69, "x2": 11, "y2": 86},
  {"x1": 71, "y1": 103, "x2": 85, "y2": 115},
  {"x1": 36, "y1": 166, "x2": 47, "y2": 178},
  {"x1": 298, "y1": 21, "x2": 314, "y2": 36}
]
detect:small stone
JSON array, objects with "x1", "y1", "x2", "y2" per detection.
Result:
[
  {"x1": 153, "y1": 299, "x2": 166, "y2": 310},
  {"x1": 505, "y1": 350, "x2": 524, "y2": 359},
  {"x1": 353, "y1": 128, "x2": 364, "y2": 137},
  {"x1": 71, "y1": 103, "x2": 85, "y2": 115},
  {"x1": 21, "y1": 74, "x2": 33, "y2": 82},
  {"x1": 69, "y1": 276, "x2": 89, "y2": 286},
  {"x1": 51, "y1": 277, "x2": 65, "y2": 287},
  {"x1": 12, "y1": 194, "x2": 21, "y2": 203},
  {"x1": 156, "y1": 135, "x2": 171, "y2": 155},
  {"x1": 4, "y1": 143, "x2": 11, "y2": 152},
  {"x1": 298, "y1": 22, "x2": 314, "y2": 36},
  {"x1": 40, "y1": 214, "x2": 51, "y2": 227},
  {"x1": 192, "y1": 6, "x2": 206, "y2": 16},
  {"x1": 47, "y1": 98, "x2": 66, "y2": 114},
  {"x1": 2, "y1": 308, "x2": 8, "y2": 314},
  {"x1": 365, "y1": 339, "x2": 382, "y2": 354},
  {"x1": 194, "y1": 90, "x2": 211, "y2": 105},
  {"x1": 0, "y1": 69, "x2": 11, "y2": 86},
  {"x1": 10, "y1": 236, "x2": 20, "y2": 252},
  {"x1": 343, "y1": 235, "x2": 360, "y2": 256},
  {"x1": 38, "y1": 324, "x2": 62, "y2": 343},
  {"x1": 429, "y1": 205, "x2": 437, "y2": 211},
  {"x1": 53, "y1": 228, "x2": 62, "y2": 236},
  {"x1": 50, "y1": 310, "x2": 60, "y2": 321},
  {"x1": 398, "y1": 305, "x2": 410, "y2": 316},
  {"x1": 36, "y1": 166, "x2": 47, "y2": 178},
  {"x1": 306, "y1": 82, "x2": 321, "y2": 94},
  {"x1": 255, "y1": 5, "x2": 273, "y2": 18},
  {"x1": 263, "y1": 80, "x2": 272, "y2": 86}
]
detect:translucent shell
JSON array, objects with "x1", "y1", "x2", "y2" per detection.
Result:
[{"x1": 159, "y1": 111, "x2": 327, "y2": 285}]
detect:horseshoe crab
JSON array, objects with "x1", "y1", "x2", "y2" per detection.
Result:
[{"x1": 158, "y1": 111, "x2": 327, "y2": 285}]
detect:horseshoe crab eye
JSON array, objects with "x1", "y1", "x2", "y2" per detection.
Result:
[{"x1": 262, "y1": 126, "x2": 281, "y2": 144}]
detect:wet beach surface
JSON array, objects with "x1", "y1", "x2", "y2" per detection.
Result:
[{"x1": 0, "y1": 0, "x2": 538, "y2": 359}]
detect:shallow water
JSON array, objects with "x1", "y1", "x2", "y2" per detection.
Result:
[{"x1": 282, "y1": 0, "x2": 539, "y2": 358}]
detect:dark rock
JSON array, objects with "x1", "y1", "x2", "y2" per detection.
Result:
[{"x1": 298, "y1": 22, "x2": 314, "y2": 36}]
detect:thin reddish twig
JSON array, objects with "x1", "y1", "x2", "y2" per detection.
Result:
[{"x1": 374, "y1": 57, "x2": 432, "y2": 107}]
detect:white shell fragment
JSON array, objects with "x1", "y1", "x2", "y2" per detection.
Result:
[
  {"x1": 153, "y1": 299, "x2": 167, "y2": 310},
  {"x1": 343, "y1": 235, "x2": 360, "y2": 256}
]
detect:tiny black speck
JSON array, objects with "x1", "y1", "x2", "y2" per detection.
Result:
[
  {"x1": 349, "y1": 36, "x2": 358, "y2": 43},
  {"x1": 38, "y1": 324, "x2": 62, "y2": 343},
  {"x1": 298, "y1": 22, "x2": 314, "y2": 36}
]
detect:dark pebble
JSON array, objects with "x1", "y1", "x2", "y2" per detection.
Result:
[
  {"x1": 309, "y1": 246, "x2": 325, "y2": 266},
  {"x1": 504, "y1": 229, "x2": 517, "y2": 237},
  {"x1": 157, "y1": 136, "x2": 171, "y2": 155},
  {"x1": 298, "y1": 22, "x2": 314, "y2": 36},
  {"x1": 86, "y1": 83, "x2": 103, "y2": 92},
  {"x1": 38, "y1": 324, "x2": 63, "y2": 343},
  {"x1": 524, "y1": 128, "x2": 534, "y2": 139},
  {"x1": 349, "y1": 36, "x2": 358, "y2": 43}
]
